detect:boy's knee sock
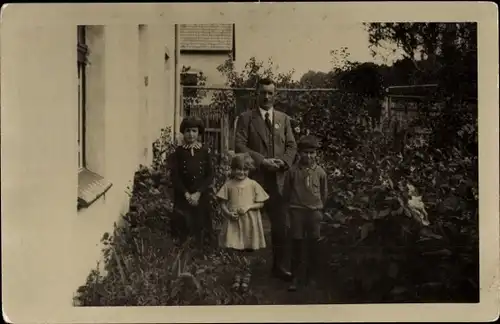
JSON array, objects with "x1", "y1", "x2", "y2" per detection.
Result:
[
  {"x1": 307, "y1": 238, "x2": 321, "y2": 281},
  {"x1": 291, "y1": 239, "x2": 303, "y2": 278}
]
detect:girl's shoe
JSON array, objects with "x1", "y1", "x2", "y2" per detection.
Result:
[
  {"x1": 231, "y1": 274, "x2": 242, "y2": 290},
  {"x1": 240, "y1": 272, "x2": 251, "y2": 293}
]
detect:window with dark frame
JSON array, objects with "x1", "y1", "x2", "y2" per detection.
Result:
[{"x1": 77, "y1": 25, "x2": 88, "y2": 170}]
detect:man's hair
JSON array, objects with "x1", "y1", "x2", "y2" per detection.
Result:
[{"x1": 256, "y1": 77, "x2": 275, "y2": 90}]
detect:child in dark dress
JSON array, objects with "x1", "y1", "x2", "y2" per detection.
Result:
[{"x1": 170, "y1": 116, "x2": 214, "y2": 247}]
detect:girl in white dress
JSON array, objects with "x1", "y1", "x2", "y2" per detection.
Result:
[{"x1": 216, "y1": 153, "x2": 269, "y2": 292}]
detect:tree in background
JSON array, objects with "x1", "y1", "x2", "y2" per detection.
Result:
[
  {"x1": 215, "y1": 55, "x2": 309, "y2": 120},
  {"x1": 364, "y1": 22, "x2": 477, "y2": 152},
  {"x1": 364, "y1": 23, "x2": 477, "y2": 101}
]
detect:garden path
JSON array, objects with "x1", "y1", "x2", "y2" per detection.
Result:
[{"x1": 215, "y1": 217, "x2": 338, "y2": 305}]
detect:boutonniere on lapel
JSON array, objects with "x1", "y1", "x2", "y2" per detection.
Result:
[{"x1": 274, "y1": 123, "x2": 280, "y2": 130}]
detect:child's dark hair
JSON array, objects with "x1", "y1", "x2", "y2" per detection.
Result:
[
  {"x1": 180, "y1": 116, "x2": 205, "y2": 134},
  {"x1": 230, "y1": 153, "x2": 255, "y2": 172}
]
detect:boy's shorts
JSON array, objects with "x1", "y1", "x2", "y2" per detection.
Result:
[{"x1": 289, "y1": 208, "x2": 323, "y2": 239}]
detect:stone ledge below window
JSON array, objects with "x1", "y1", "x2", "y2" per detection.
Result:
[{"x1": 77, "y1": 169, "x2": 113, "y2": 211}]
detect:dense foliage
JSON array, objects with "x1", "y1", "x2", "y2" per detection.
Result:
[
  {"x1": 210, "y1": 47, "x2": 479, "y2": 302},
  {"x1": 74, "y1": 23, "x2": 478, "y2": 305}
]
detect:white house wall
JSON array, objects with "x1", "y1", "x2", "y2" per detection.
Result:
[
  {"x1": 162, "y1": 24, "x2": 176, "y2": 136},
  {"x1": 147, "y1": 24, "x2": 175, "y2": 149},
  {"x1": 138, "y1": 25, "x2": 150, "y2": 166},
  {"x1": 1, "y1": 24, "x2": 79, "y2": 320},
  {"x1": 1, "y1": 23, "x2": 176, "y2": 321}
]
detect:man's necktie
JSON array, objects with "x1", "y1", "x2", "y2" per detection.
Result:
[
  {"x1": 264, "y1": 112, "x2": 272, "y2": 130},
  {"x1": 264, "y1": 112, "x2": 274, "y2": 156}
]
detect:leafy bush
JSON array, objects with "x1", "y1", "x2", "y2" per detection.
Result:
[
  {"x1": 311, "y1": 101, "x2": 478, "y2": 302},
  {"x1": 291, "y1": 54, "x2": 479, "y2": 302}
]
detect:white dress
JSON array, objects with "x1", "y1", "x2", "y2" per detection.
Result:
[{"x1": 216, "y1": 177, "x2": 269, "y2": 250}]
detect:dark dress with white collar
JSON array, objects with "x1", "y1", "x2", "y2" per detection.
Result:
[{"x1": 169, "y1": 143, "x2": 214, "y2": 244}]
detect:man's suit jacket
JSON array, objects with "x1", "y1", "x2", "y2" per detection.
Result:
[{"x1": 234, "y1": 108, "x2": 297, "y2": 196}]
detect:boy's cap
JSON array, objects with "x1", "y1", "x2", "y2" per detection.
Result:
[{"x1": 297, "y1": 135, "x2": 321, "y2": 150}]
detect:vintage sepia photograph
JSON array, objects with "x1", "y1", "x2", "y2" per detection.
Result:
[
  {"x1": 70, "y1": 21, "x2": 481, "y2": 306},
  {"x1": 1, "y1": 2, "x2": 498, "y2": 323}
]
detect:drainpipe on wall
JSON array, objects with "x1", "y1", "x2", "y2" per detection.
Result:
[{"x1": 173, "y1": 24, "x2": 181, "y2": 144}]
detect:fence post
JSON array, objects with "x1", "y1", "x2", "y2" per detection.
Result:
[
  {"x1": 232, "y1": 116, "x2": 239, "y2": 151},
  {"x1": 179, "y1": 88, "x2": 184, "y2": 145},
  {"x1": 387, "y1": 96, "x2": 392, "y2": 120},
  {"x1": 221, "y1": 114, "x2": 228, "y2": 153}
]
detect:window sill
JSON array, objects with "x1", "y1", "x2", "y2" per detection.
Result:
[{"x1": 77, "y1": 168, "x2": 113, "y2": 211}]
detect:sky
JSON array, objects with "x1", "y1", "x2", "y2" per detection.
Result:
[{"x1": 234, "y1": 21, "x2": 404, "y2": 81}]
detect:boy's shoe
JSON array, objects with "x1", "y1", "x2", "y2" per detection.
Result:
[
  {"x1": 304, "y1": 277, "x2": 318, "y2": 289},
  {"x1": 305, "y1": 238, "x2": 321, "y2": 289},
  {"x1": 288, "y1": 277, "x2": 302, "y2": 292},
  {"x1": 285, "y1": 239, "x2": 303, "y2": 286},
  {"x1": 304, "y1": 267, "x2": 317, "y2": 288}
]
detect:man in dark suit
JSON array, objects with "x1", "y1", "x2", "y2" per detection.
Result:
[{"x1": 234, "y1": 78, "x2": 297, "y2": 281}]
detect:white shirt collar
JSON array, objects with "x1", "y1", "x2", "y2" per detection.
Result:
[
  {"x1": 181, "y1": 141, "x2": 202, "y2": 156},
  {"x1": 259, "y1": 107, "x2": 274, "y2": 122}
]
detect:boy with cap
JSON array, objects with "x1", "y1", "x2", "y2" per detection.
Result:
[{"x1": 283, "y1": 134, "x2": 328, "y2": 291}]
